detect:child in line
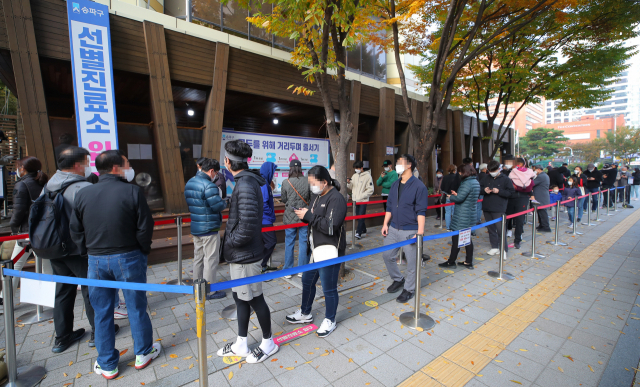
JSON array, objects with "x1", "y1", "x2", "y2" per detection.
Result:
[
  {"x1": 562, "y1": 178, "x2": 582, "y2": 228},
  {"x1": 549, "y1": 185, "x2": 562, "y2": 221}
]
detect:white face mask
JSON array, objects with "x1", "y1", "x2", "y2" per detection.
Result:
[
  {"x1": 553, "y1": 189, "x2": 559, "y2": 193},
  {"x1": 568, "y1": 181, "x2": 573, "y2": 186},
  {"x1": 395, "y1": 165, "x2": 405, "y2": 175},
  {"x1": 436, "y1": 174, "x2": 443, "y2": 178},
  {"x1": 15, "y1": 168, "x2": 21, "y2": 178},
  {"x1": 490, "y1": 171, "x2": 500, "y2": 177},
  {"x1": 311, "y1": 185, "x2": 323, "y2": 195},
  {"x1": 588, "y1": 168, "x2": 594, "y2": 172},
  {"x1": 503, "y1": 165, "x2": 512, "y2": 170},
  {"x1": 355, "y1": 169, "x2": 361, "y2": 174},
  {"x1": 84, "y1": 166, "x2": 93, "y2": 178},
  {"x1": 124, "y1": 168, "x2": 135, "y2": 182},
  {"x1": 574, "y1": 170, "x2": 580, "y2": 174},
  {"x1": 384, "y1": 167, "x2": 390, "y2": 172}
]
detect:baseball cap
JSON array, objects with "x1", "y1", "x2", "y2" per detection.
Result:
[
  {"x1": 382, "y1": 160, "x2": 393, "y2": 167},
  {"x1": 290, "y1": 159, "x2": 301, "y2": 168}
]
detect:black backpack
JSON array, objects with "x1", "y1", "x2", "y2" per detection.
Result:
[{"x1": 28, "y1": 184, "x2": 75, "y2": 259}]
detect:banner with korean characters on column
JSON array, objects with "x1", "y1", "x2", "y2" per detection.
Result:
[
  {"x1": 220, "y1": 130, "x2": 330, "y2": 169},
  {"x1": 67, "y1": 0, "x2": 118, "y2": 170}
]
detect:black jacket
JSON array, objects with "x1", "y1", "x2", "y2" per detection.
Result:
[
  {"x1": 557, "y1": 166, "x2": 571, "y2": 179},
  {"x1": 601, "y1": 167, "x2": 617, "y2": 186},
  {"x1": 10, "y1": 173, "x2": 44, "y2": 234},
  {"x1": 223, "y1": 170, "x2": 266, "y2": 264},
  {"x1": 440, "y1": 172, "x2": 461, "y2": 195},
  {"x1": 480, "y1": 172, "x2": 514, "y2": 213},
  {"x1": 633, "y1": 170, "x2": 640, "y2": 185},
  {"x1": 583, "y1": 168, "x2": 602, "y2": 189},
  {"x1": 303, "y1": 186, "x2": 347, "y2": 252},
  {"x1": 70, "y1": 174, "x2": 154, "y2": 256},
  {"x1": 547, "y1": 168, "x2": 565, "y2": 189}
]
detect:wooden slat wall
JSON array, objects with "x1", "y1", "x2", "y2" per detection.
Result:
[
  {"x1": 0, "y1": 0, "x2": 8, "y2": 49},
  {"x1": 370, "y1": 87, "x2": 395, "y2": 194},
  {"x1": 347, "y1": 80, "x2": 361, "y2": 165},
  {"x1": 4, "y1": 0, "x2": 56, "y2": 175},
  {"x1": 0, "y1": 49, "x2": 16, "y2": 95},
  {"x1": 143, "y1": 20, "x2": 187, "y2": 213},
  {"x1": 165, "y1": 29, "x2": 215, "y2": 85},
  {"x1": 202, "y1": 42, "x2": 228, "y2": 161},
  {"x1": 395, "y1": 93, "x2": 410, "y2": 123},
  {"x1": 359, "y1": 84, "x2": 380, "y2": 117},
  {"x1": 452, "y1": 110, "x2": 465, "y2": 165}
]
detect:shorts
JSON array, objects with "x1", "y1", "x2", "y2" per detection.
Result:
[{"x1": 229, "y1": 261, "x2": 263, "y2": 301}]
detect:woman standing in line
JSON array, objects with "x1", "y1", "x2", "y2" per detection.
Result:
[
  {"x1": 562, "y1": 177, "x2": 582, "y2": 228},
  {"x1": 286, "y1": 166, "x2": 347, "y2": 338},
  {"x1": 572, "y1": 166, "x2": 587, "y2": 222},
  {"x1": 439, "y1": 164, "x2": 480, "y2": 268},
  {"x1": 440, "y1": 165, "x2": 460, "y2": 231},
  {"x1": 280, "y1": 159, "x2": 310, "y2": 279}
]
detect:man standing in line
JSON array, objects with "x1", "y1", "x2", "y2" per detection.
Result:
[
  {"x1": 184, "y1": 158, "x2": 227, "y2": 300},
  {"x1": 71, "y1": 150, "x2": 160, "y2": 379},
  {"x1": 583, "y1": 163, "x2": 602, "y2": 212},
  {"x1": 477, "y1": 163, "x2": 488, "y2": 226},
  {"x1": 532, "y1": 165, "x2": 551, "y2": 232},
  {"x1": 347, "y1": 161, "x2": 374, "y2": 240},
  {"x1": 376, "y1": 160, "x2": 398, "y2": 212},
  {"x1": 211, "y1": 159, "x2": 227, "y2": 199},
  {"x1": 46, "y1": 147, "x2": 120, "y2": 353},
  {"x1": 504, "y1": 156, "x2": 532, "y2": 249},
  {"x1": 619, "y1": 165, "x2": 634, "y2": 208},
  {"x1": 381, "y1": 154, "x2": 428, "y2": 303},
  {"x1": 601, "y1": 163, "x2": 617, "y2": 208},
  {"x1": 481, "y1": 161, "x2": 514, "y2": 257}
]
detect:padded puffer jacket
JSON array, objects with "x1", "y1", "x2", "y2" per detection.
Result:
[
  {"x1": 449, "y1": 176, "x2": 481, "y2": 231},
  {"x1": 223, "y1": 170, "x2": 266, "y2": 264},
  {"x1": 10, "y1": 173, "x2": 44, "y2": 234},
  {"x1": 280, "y1": 176, "x2": 310, "y2": 225},
  {"x1": 184, "y1": 171, "x2": 226, "y2": 236}
]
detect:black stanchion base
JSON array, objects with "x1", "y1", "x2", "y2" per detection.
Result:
[
  {"x1": 488, "y1": 271, "x2": 515, "y2": 280},
  {"x1": 399, "y1": 312, "x2": 436, "y2": 330},
  {"x1": 9, "y1": 365, "x2": 47, "y2": 387},
  {"x1": 17, "y1": 309, "x2": 53, "y2": 325}
]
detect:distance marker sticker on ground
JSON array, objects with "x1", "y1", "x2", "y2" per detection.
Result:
[{"x1": 364, "y1": 300, "x2": 378, "y2": 307}]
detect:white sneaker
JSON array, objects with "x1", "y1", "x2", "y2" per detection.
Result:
[
  {"x1": 317, "y1": 318, "x2": 337, "y2": 338},
  {"x1": 487, "y1": 248, "x2": 499, "y2": 256},
  {"x1": 94, "y1": 361, "x2": 119, "y2": 379},
  {"x1": 507, "y1": 230, "x2": 513, "y2": 237},
  {"x1": 568, "y1": 224, "x2": 574, "y2": 229},
  {"x1": 114, "y1": 303, "x2": 128, "y2": 320},
  {"x1": 298, "y1": 273, "x2": 303, "y2": 278},
  {"x1": 286, "y1": 309, "x2": 313, "y2": 324},
  {"x1": 135, "y1": 342, "x2": 161, "y2": 370},
  {"x1": 502, "y1": 252, "x2": 508, "y2": 261},
  {"x1": 284, "y1": 275, "x2": 292, "y2": 279},
  {"x1": 246, "y1": 341, "x2": 279, "y2": 364}
]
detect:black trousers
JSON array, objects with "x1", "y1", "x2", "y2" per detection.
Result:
[
  {"x1": 537, "y1": 208, "x2": 550, "y2": 230},
  {"x1": 603, "y1": 185, "x2": 614, "y2": 207},
  {"x1": 261, "y1": 224, "x2": 277, "y2": 267},
  {"x1": 483, "y1": 211, "x2": 508, "y2": 252},
  {"x1": 356, "y1": 204, "x2": 367, "y2": 235},
  {"x1": 50, "y1": 256, "x2": 95, "y2": 342},
  {"x1": 506, "y1": 196, "x2": 529, "y2": 243},
  {"x1": 447, "y1": 234, "x2": 473, "y2": 264}
]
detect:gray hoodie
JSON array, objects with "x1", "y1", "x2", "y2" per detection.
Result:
[{"x1": 44, "y1": 171, "x2": 92, "y2": 256}]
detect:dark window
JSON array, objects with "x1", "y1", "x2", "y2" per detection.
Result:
[
  {"x1": 597, "y1": 130, "x2": 600, "y2": 138},
  {"x1": 347, "y1": 44, "x2": 361, "y2": 72}
]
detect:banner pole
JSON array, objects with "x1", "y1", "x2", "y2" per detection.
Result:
[{"x1": 399, "y1": 235, "x2": 435, "y2": 330}]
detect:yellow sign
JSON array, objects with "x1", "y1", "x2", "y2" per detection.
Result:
[
  {"x1": 223, "y1": 356, "x2": 243, "y2": 365},
  {"x1": 364, "y1": 300, "x2": 378, "y2": 307}
]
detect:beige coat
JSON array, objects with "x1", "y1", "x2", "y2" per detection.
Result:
[{"x1": 347, "y1": 170, "x2": 374, "y2": 202}]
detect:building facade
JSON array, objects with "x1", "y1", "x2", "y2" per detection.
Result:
[
  {"x1": 0, "y1": 0, "x2": 514, "y2": 215},
  {"x1": 533, "y1": 114, "x2": 626, "y2": 144}
]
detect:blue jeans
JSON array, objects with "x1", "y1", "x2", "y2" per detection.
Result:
[
  {"x1": 567, "y1": 207, "x2": 575, "y2": 224},
  {"x1": 632, "y1": 185, "x2": 640, "y2": 199},
  {"x1": 301, "y1": 262, "x2": 341, "y2": 322},
  {"x1": 576, "y1": 198, "x2": 584, "y2": 221},
  {"x1": 89, "y1": 250, "x2": 153, "y2": 371},
  {"x1": 284, "y1": 226, "x2": 309, "y2": 270},
  {"x1": 445, "y1": 197, "x2": 454, "y2": 229},
  {"x1": 583, "y1": 188, "x2": 600, "y2": 211}
]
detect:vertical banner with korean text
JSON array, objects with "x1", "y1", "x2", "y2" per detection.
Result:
[{"x1": 67, "y1": 0, "x2": 118, "y2": 170}]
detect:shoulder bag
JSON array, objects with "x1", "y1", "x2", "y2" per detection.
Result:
[{"x1": 287, "y1": 179, "x2": 308, "y2": 205}]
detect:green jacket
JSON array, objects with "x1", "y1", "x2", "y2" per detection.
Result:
[
  {"x1": 450, "y1": 176, "x2": 481, "y2": 231},
  {"x1": 376, "y1": 170, "x2": 399, "y2": 195}
]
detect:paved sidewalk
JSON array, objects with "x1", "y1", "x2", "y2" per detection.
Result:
[{"x1": 1, "y1": 204, "x2": 639, "y2": 386}]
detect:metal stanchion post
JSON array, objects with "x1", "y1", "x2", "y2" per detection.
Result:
[
  {"x1": 399, "y1": 235, "x2": 435, "y2": 330},
  {"x1": 522, "y1": 206, "x2": 545, "y2": 259},
  {"x1": 566, "y1": 197, "x2": 583, "y2": 236},
  {"x1": 194, "y1": 279, "x2": 209, "y2": 387},
  {"x1": 613, "y1": 188, "x2": 619, "y2": 212},
  {"x1": 525, "y1": 203, "x2": 533, "y2": 225},
  {"x1": 168, "y1": 216, "x2": 192, "y2": 286},
  {"x1": 547, "y1": 203, "x2": 568, "y2": 246},
  {"x1": 595, "y1": 191, "x2": 603, "y2": 221},
  {"x1": 18, "y1": 253, "x2": 54, "y2": 324},
  {"x1": 582, "y1": 194, "x2": 593, "y2": 226},
  {"x1": 2, "y1": 260, "x2": 47, "y2": 387},
  {"x1": 607, "y1": 189, "x2": 613, "y2": 216},
  {"x1": 349, "y1": 201, "x2": 362, "y2": 250},
  {"x1": 623, "y1": 186, "x2": 627, "y2": 208},
  {"x1": 434, "y1": 205, "x2": 444, "y2": 229},
  {"x1": 488, "y1": 215, "x2": 515, "y2": 280}
]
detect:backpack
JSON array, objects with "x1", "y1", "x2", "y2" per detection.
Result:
[{"x1": 28, "y1": 184, "x2": 75, "y2": 259}]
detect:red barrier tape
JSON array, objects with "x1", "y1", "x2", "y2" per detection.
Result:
[
  {"x1": 0, "y1": 234, "x2": 28, "y2": 243},
  {"x1": 560, "y1": 199, "x2": 574, "y2": 205},
  {"x1": 536, "y1": 202, "x2": 558, "y2": 210},
  {"x1": 355, "y1": 199, "x2": 387, "y2": 205},
  {"x1": 506, "y1": 208, "x2": 535, "y2": 219},
  {"x1": 12, "y1": 246, "x2": 27, "y2": 264}
]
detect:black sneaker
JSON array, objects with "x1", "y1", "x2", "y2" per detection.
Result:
[
  {"x1": 514, "y1": 242, "x2": 521, "y2": 249},
  {"x1": 538, "y1": 228, "x2": 552, "y2": 233},
  {"x1": 89, "y1": 324, "x2": 120, "y2": 348},
  {"x1": 396, "y1": 289, "x2": 414, "y2": 303},
  {"x1": 438, "y1": 261, "x2": 456, "y2": 267},
  {"x1": 53, "y1": 329, "x2": 86, "y2": 353},
  {"x1": 387, "y1": 279, "x2": 405, "y2": 293}
]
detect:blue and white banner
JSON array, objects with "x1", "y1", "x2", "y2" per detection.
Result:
[
  {"x1": 67, "y1": 0, "x2": 118, "y2": 170},
  {"x1": 220, "y1": 130, "x2": 330, "y2": 169}
]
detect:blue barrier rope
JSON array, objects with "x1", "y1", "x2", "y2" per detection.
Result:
[
  {"x1": 209, "y1": 217, "x2": 502, "y2": 293},
  {"x1": 2, "y1": 269, "x2": 194, "y2": 294}
]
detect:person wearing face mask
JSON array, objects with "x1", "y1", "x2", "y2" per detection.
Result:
[
  {"x1": 562, "y1": 177, "x2": 582, "y2": 228},
  {"x1": 43, "y1": 147, "x2": 124, "y2": 353},
  {"x1": 184, "y1": 158, "x2": 227, "y2": 300},
  {"x1": 477, "y1": 163, "x2": 488, "y2": 225},
  {"x1": 435, "y1": 169, "x2": 444, "y2": 220},
  {"x1": 618, "y1": 165, "x2": 634, "y2": 208},
  {"x1": 380, "y1": 154, "x2": 428, "y2": 303},
  {"x1": 287, "y1": 166, "x2": 347, "y2": 337},
  {"x1": 1, "y1": 157, "x2": 51, "y2": 308},
  {"x1": 480, "y1": 161, "x2": 514, "y2": 257},
  {"x1": 631, "y1": 167, "x2": 640, "y2": 201},
  {"x1": 440, "y1": 164, "x2": 461, "y2": 231},
  {"x1": 347, "y1": 160, "x2": 374, "y2": 239},
  {"x1": 582, "y1": 163, "x2": 602, "y2": 212},
  {"x1": 70, "y1": 150, "x2": 158, "y2": 379},
  {"x1": 504, "y1": 156, "x2": 532, "y2": 248},
  {"x1": 531, "y1": 165, "x2": 551, "y2": 232},
  {"x1": 376, "y1": 160, "x2": 398, "y2": 212},
  {"x1": 216, "y1": 140, "x2": 277, "y2": 364},
  {"x1": 571, "y1": 166, "x2": 587, "y2": 221}
]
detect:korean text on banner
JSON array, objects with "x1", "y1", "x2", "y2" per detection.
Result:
[
  {"x1": 220, "y1": 130, "x2": 330, "y2": 169},
  {"x1": 67, "y1": 0, "x2": 118, "y2": 171},
  {"x1": 458, "y1": 228, "x2": 471, "y2": 247}
]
